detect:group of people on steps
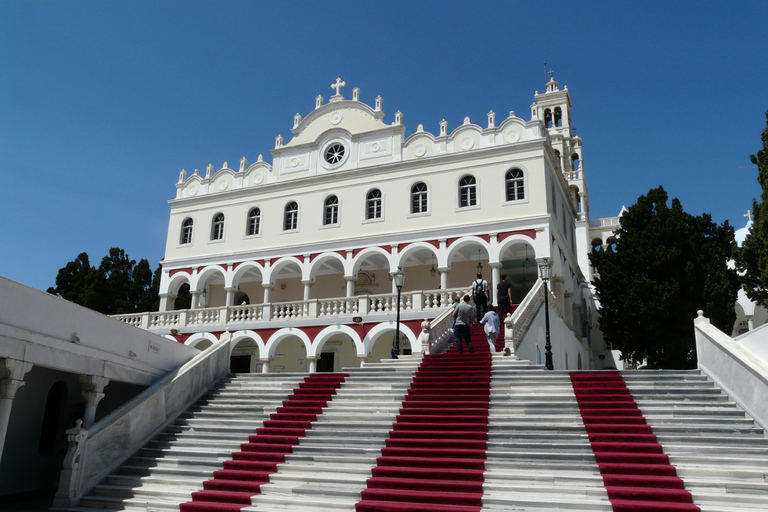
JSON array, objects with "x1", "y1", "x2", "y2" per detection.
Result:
[{"x1": 452, "y1": 273, "x2": 513, "y2": 354}]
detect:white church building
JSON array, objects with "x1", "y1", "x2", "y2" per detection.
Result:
[{"x1": 118, "y1": 76, "x2": 616, "y2": 373}]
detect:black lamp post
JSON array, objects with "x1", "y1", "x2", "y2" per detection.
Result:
[
  {"x1": 539, "y1": 258, "x2": 554, "y2": 370},
  {"x1": 392, "y1": 266, "x2": 406, "y2": 359}
]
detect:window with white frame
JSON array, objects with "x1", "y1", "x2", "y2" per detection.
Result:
[
  {"x1": 180, "y1": 218, "x2": 193, "y2": 244},
  {"x1": 366, "y1": 189, "x2": 382, "y2": 220},
  {"x1": 211, "y1": 213, "x2": 225, "y2": 240},
  {"x1": 505, "y1": 169, "x2": 525, "y2": 201},
  {"x1": 284, "y1": 201, "x2": 298, "y2": 231},
  {"x1": 324, "y1": 195, "x2": 339, "y2": 225},
  {"x1": 459, "y1": 175, "x2": 477, "y2": 207},
  {"x1": 247, "y1": 207, "x2": 261, "y2": 236},
  {"x1": 411, "y1": 182, "x2": 428, "y2": 214}
]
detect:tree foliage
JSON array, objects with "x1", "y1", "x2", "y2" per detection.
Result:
[
  {"x1": 734, "y1": 111, "x2": 768, "y2": 306},
  {"x1": 590, "y1": 187, "x2": 739, "y2": 369},
  {"x1": 47, "y1": 248, "x2": 160, "y2": 315}
]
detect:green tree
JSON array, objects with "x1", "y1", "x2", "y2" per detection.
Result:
[
  {"x1": 734, "y1": 111, "x2": 768, "y2": 306},
  {"x1": 47, "y1": 248, "x2": 160, "y2": 315},
  {"x1": 590, "y1": 187, "x2": 739, "y2": 369}
]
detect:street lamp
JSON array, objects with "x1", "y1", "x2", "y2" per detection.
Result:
[
  {"x1": 538, "y1": 258, "x2": 554, "y2": 370},
  {"x1": 392, "y1": 266, "x2": 406, "y2": 358}
]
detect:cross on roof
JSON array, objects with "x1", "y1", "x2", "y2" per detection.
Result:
[
  {"x1": 745, "y1": 210, "x2": 754, "y2": 222},
  {"x1": 331, "y1": 77, "x2": 346, "y2": 96},
  {"x1": 548, "y1": 69, "x2": 555, "y2": 80}
]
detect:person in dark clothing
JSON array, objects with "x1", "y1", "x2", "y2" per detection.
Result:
[
  {"x1": 497, "y1": 274, "x2": 513, "y2": 321},
  {"x1": 472, "y1": 273, "x2": 488, "y2": 322},
  {"x1": 453, "y1": 295, "x2": 475, "y2": 353}
]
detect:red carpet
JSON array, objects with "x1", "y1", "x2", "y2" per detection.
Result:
[
  {"x1": 570, "y1": 371, "x2": 700, "y2": 512},
  {"x1": 356, "y1": 324, "x2": 492, "y2": 512},
  {"x1": 179, "y1": 373, "x2": 348, "y2": 512}
]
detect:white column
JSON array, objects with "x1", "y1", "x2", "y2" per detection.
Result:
[
  {"x1": 345, "y1": 276, "x2": 356, "y2": 297},
  {"x1": 358, "y1": 355, "x2": 368, "y2": 368},
  {"x1": 490, "y1": 263, "x2": 502, "y2": 306},
  {"x1": 302, "y1": 280, "x2": 313, "y2": 301},
  {"x1": 307, "y1": 357, "x2": 317, "y2": 373},
  {"x1": 260, "y1": 357, "x2": 271, "y2": 374},
  {"x1": 159, "y1": 293, "x2": 172, "y2": 312},
  {"x1": 225, "y1": 287, "x2": 237, "y2": 307},
  {"x1": 263, "y1": 284, "x2": 275, "y2": 304},
  {"x1": 191, "y1": 291, "x2": 201, "y2": 309},
  {"x1": 439, "y1": 268, "x2": 449, "y2": 291},
  {"x1": 80, "y1": 375, "x2": 109, "y2": 429},
  {"x1": 0, "y1": 359, "x2": 33, "y2": 463}
]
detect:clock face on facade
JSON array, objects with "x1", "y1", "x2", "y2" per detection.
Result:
[{"x1": 324, "y1": 143, "x2": 345, "y2": 165}]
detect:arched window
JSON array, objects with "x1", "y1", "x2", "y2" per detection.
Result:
[
  {"x1": 366, "y1": 189, "x2": 382, "y2": 220},
  {"x1": 180, "y1": 218, "x2": 193, "y2": 245},
  {"x1": 458, "y1": 175, "x2": 477, "y2": 208},
  {"x1": 572, "y1": 153, "x2": 581, "y2": 170},
  {"x1": 211, "y1": 213, "x2": 225, "y2": 240},
  {"x1": 247, "y1": 208, "x2": 261, "y2": 236},
  {"x1": 284, "y1": 201, "x2": 298, "y2": 231},
  {"x1": 505, "y1": 169, "x2": 525, "y2": 201},
  {"x1": 554, "y1": 107, "x2": 563, "y2": 127},
  {"x1": 324, "y1": 195, "x2": 339, "y2": 225},
  {"x1": 411, "y1": 182, "x2": 428, "y2": 214}
]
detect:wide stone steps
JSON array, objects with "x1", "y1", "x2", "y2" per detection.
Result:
[
  {"x1": 248, "y1": 366, "x2": 417, "y2": 512},
  {"x1": 61, "y1": 355, "x2": 768, "y2": 512},
  {"x1": 68, "y1": 374, "x2": 305, "y2": 512}
]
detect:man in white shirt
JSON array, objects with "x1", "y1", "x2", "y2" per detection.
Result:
[{"x1": 480, "y1": 306, "x2": 500, "y2": 352}]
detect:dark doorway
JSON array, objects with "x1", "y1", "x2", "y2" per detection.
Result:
[
  {"x1": 230, "y1": 355, "x2": 251, "y2": 373},
  {"x1": 317, "y1": 352, "x2": 335, "y2": 372}
]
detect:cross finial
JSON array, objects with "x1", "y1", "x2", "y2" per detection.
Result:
[
  {"x1": 331, "y1": 77, "x2": 346, "y2": 96},
  {"x1": 745, "y1": 210, "x2": 754, "y2": 222},
  {"x1": 548, "y1": 69, "x2": 555, "y2": 81}
]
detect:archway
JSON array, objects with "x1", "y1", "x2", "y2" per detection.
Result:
[{"x1": 230, "y1": 337, "x2": 260, "y2": 373}]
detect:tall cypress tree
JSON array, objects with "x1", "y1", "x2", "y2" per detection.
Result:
[{"x1": 734, "y1": 111, "x2": 768, "y2": 306}]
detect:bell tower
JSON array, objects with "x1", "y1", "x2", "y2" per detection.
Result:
[{"x1": 531, "y1": 71, "x2": 572, "y2": 134}]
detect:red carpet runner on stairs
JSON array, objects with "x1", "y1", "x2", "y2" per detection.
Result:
[
  {"x1": 570, "y1": 371, "x2": 700, "y2": 512},
  {"x1": 179, "y1": 373, "x2": 348, "y2": 512},
  {"x1": 356, "y1": 324, "x2": 493, "y2": 512}
]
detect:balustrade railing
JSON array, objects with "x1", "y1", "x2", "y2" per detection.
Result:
[{"x1": 113, "y1": 287, "x2": 467, "y2": 331}]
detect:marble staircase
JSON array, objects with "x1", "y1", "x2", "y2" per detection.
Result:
[{"x1": 60, "y1": 355, "x2": 768, "y2": 512}]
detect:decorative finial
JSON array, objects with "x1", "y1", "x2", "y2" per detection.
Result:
[
  {"x1": 331, "y1": 77, "x2": 346, "y2": 97},
  {"x1": 746, "y1": 210, "x2": 754, "y2": 222}
]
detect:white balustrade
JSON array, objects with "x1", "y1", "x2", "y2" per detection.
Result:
[{"x1": 114, "y1": 288, "x2": 463, "y2": 331}]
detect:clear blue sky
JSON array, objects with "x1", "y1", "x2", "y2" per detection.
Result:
[{"x1": 2, "y1": 1, "x2": 767, "y2": 292}]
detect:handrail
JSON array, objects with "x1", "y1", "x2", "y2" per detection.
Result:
[{"x1": 53, "y1": 333, "x2": 232, "y2": 507}]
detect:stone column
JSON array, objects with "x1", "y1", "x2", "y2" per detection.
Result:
[
  {"x1": 263, "y1": 284, "x2": 275, "y2": 304},
  {"x1": 225, "y1": 287, "x2": 237, "y2": 307},
  {"x1": 358, "y1": 355, "x2": 368, "y2": 368},
  {"x1": 439, "y1": 268, "x2": 450, "y2": 292},
  {"x1": 490, "y1": 262, "x2": 502, "y2": 306},
  {"x1": 260, "y1": 357, "x2": 271, "y2": 374},
  {"x1": 191, "y1": 291, "x2": 201, "y2": 309},
  {"x1": 307, "y1": 357, "x2": 317, "y2": 373},
  {"x1": 302, "y1": 280, "x2": 313, "y2": 301},
  {"x1": 159, "y1": 293, "x2": 172, "y2": 312},
  {"x1": 0, "y1": 358, "x2": 33, "y2": 463},
  {"x1": 345, "y1": 276, "x2": 356, "y2": 297},
  {"x1": 80, "y1": 375, "x2": 110, "y2": 430}
]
